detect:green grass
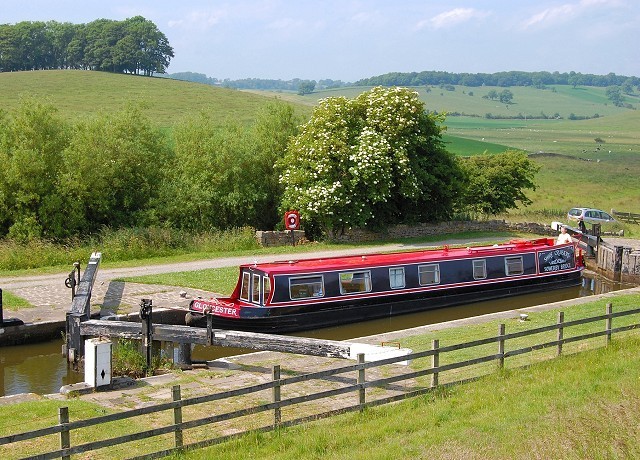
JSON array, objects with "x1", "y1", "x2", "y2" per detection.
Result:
[
  {"x1": 0, "y1": 290, "x2": 32, "y2": 310},
  {"x1": 0, "y1": 70, "x2": 311, "y2": 128},
  {"x1": 172, "y1": 302, "x2": 640, "y2": 459},
  {"x1": 118, "y1": 266, "x2": 240, "y2": 294}
]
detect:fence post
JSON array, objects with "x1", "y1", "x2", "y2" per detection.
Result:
[
  {"x1": 557, "y1": 312, "x2": 564, "y2": 357},
  {"x1": 431, "y1": 339, "x2": 439, "y2": 388},
  {"x1": 172, "y1": 385, "x2": 183, "y2": 449},
  {"x1": 357, "y1": 353, "x2": 366, "y2": 410},
  {"x1": 498, "y1": 324, "x2": 505, "y2": 369},
  {"x1": 606, "y1": 302, "x2": 613, "y2": 346},
  {"x1": 272, "y1": 365, "x2": 281, "y2": 427},
  {"x1": 59, "y1": 407, "x2": 70, "y2": 460}
]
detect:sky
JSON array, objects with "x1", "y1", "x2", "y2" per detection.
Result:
[{"x1": 2, "y1": 0, "x2": 639, "y2": 82}]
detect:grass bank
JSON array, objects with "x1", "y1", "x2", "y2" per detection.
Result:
[{"x1": 176, "y1": 337, "x2": 640, "y2": 460}]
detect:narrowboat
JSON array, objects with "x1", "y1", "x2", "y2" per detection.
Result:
[{"x1": 185, "y1": 238, "x2": 584, "y2": 333}]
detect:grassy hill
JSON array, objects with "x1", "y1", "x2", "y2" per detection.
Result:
[{"x1": 0, "y1": 70, "x2": 312, "y2": 128}]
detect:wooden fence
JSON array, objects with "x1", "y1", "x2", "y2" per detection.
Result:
[
  {"x1": 2, "y1": 303, "x2": 639, "y2": 460},
  {"x1": 611, "y1": 209, "x2": 640, "y2": 225}
]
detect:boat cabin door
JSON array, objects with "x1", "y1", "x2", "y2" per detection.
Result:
[{"x1": 242, "y1": 271, "x2": 271, "y2": 306}]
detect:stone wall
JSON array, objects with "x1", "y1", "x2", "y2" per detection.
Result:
[
  {"x1": 255, "y1": 230, "x2": 308, "y2": 247},
  {"x1": 596, "y1": 240, "x2": 640, "y2": 284},
  {"x1": 328, "y1": 220, "x2": 557, "y2": 243},
  {"x1": 255, "y1": 220, "x2": 556, "y2": 246}
]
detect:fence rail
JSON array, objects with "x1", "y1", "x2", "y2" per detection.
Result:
[
  {"x1": 611, "y1": 209, "x2": 640, "y2": 224},
  {"x1": 2, "y1": 302, "x2": 639, "y2": 460}
]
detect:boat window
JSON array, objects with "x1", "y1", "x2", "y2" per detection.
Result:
[
  {"x1": 418, "y1": 264, "x2": 440, "y2": 285},
  {"x1": 505, "y1": 256, "x2": 524, "y2": 276},
  {"x1": 339, "y1": 271, "x2": 372, "y2": 294},
  {"x1": 389, "y1": 267, "x2": 405, "y2": 289},
  {"x1": 473, "y1": 259, "x2": 487, "y2": 279},
  {"x1": 240, "y1": 272, "x2": 250, "y2": 301},
  {"x1": 263, "y1": 276, "x2": 271, "y2": 303},
  {"x1": 290, "y1": 276, "x2": 324, "y2": 300},
  {"x1": 252, "y1": 273, "x2": 261, "y2": 303}
]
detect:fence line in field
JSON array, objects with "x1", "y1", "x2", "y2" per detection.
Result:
[{"x1": 2, "y1": 302, "x2": 639, "y2": 460}]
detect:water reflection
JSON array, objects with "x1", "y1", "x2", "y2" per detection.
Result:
[{"x1": 0, "y1": 272, "x2": 633, "y2": 397}]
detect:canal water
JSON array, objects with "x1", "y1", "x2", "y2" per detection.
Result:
[{"x1": 0, "y1": 272, "x2": 633, "y2": 397}]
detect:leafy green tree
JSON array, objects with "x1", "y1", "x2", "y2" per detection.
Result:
[
  {"x1": 59, "y1": 104, "x2": 171, "y2": 233},
  {"x1": 278, "y1": 86, "x2": 463, "y2": 235},
  {"x1": 606, "y1": 86, "x2": 624, "y2": 106},
  {"x1": 0, "y1": 98, "x2": 70, "y2": 240},
  {"x1": 160, "y1": 102, "x2": 299, "y2": 231},
  {"x1": 297, "y1": 80, "x2": 316, "y2": 95},
  {"x1": 499, "y1": 89, "x2": 514, "y2": 104},
  {"x1": 457, "y1": 150, "x2": 539, "y2": 216}
]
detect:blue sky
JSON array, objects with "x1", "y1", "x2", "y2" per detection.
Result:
[{"x1": 2, "y1": 0, "x2": 638, "y2": 81}]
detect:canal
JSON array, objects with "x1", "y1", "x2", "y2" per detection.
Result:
[{"x1": 0, "y1": 272, "x2": 633, "y2": 397}]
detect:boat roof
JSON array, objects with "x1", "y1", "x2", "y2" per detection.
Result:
[{"x1": 244, "y1": 238, "x2": 558, "y2": 275}]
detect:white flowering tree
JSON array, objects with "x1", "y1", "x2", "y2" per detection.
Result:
[{"x1": 278, "y1": 86, "x2": 462, "y2": 235}]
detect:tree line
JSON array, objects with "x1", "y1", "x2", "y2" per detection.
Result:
[
  {"x1": 355, "y1": 70, "x2": 640, "y2": 90},
  {"x1": 0, "y1": 16, "x2": 173, "y2": 75},
  {"x1": 0, "y1": 88, "x2": 538, "y2": 243}
]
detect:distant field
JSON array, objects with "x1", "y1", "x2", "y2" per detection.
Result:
[{"x1": 0, "y1": 70, "x2": 311, "y2": 128}]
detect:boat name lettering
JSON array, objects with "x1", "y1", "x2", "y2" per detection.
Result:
[
  {"x1": 543, "y1": 262, "x2": 572, "y2": 272},
  {"x1": 192, "y1": 300, "x2": 240, "y2": 318},
  {"x1": 543, "y1": 249, "x2": 571, "y2": 262}
]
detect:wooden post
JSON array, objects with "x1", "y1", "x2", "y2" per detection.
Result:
[
  {"x1": 498, "y1": 324, "x2": 505, "y2": 369},
  {"x1": 172, "y1": 385, "x2": 183, "y2": 449},
  {"x1": 431, "y1": 339, "x2": 439, "y2": 388},
  {"x1": 59, "y1": 406, "x2": 70, "y2": 460},
  {"x1": 557, "y1": 312, "x2": 564, "y2": 357},
  {"x1": 357, "y1": 353, "x2": 365, "y2": 410},
  {"x1": 606, "y1": 303, "x2": 613, "y2": 346},
  {"x1": 206, "y1": 314, "x2": 213, "y2": 346},
  {"x1": 272, "y1": 365, "x2": 281, "y2": 427},
  {"x1": 140, "y1": 299, "x2": 153, "y2": 374}
]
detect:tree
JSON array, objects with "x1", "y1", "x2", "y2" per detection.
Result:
[
  {"x1": 457, "y1": 150, "x2": 539, "y2": 216},
  {"x1": 59, "y1": 103, "x2": 171, "y2": 233},
  {"x1": 606, "y1": 86, "x2": 624, "y2": 106},
  {"x1": 0, "y1": 98, "x2": 70, "y2": 240},
  {"x1": 278, "y1": 86, "x2": 463, "y2": 235},
  {"x1": 159, "y1": 102, "x2": 299, "y2": 231},
  {"x1": 499, "y1": 89, "x2": 514, "y2": 104},
  {"x1": 297, "y1": 80, "x2": 316, "y2": 95}
]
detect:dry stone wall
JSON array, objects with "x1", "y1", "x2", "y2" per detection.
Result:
[{"x1": 255, "y1": 220, "x2": 556, "y2": 246}]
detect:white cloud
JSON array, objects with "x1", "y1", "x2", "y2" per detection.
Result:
[
  {"x1": 424, "y1": 8, "x2": 487, "y2": 30},
  {"x1": 521, "y1": 0, "x2": 625, "y2": 29},
  {"x1": 168, "y1": 9, "x2": 226, "y2": 30}
]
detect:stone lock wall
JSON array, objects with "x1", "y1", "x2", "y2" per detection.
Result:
[{"x1": 596, "y1": 240, "x2": 640, "y2": 284}]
